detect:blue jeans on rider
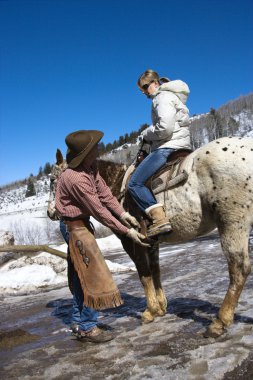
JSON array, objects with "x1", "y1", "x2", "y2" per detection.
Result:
[
  {"x1": 128, "y1": 148, "x2": 175, "y2": 212},
  {"x1": 59, "y1": 220, "x2": 99, "y2": 332}
]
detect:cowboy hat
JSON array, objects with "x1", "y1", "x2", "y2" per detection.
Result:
[{"x1": 66, "y1": 130, "x2": 104, "y2": 168}]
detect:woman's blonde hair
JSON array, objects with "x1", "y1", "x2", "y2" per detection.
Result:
[
  {"x1": 137, "y1": 69, "x2": 170, "y2": 90},
  {"x1": 137, "y1": 69, "x2": 160, "y2": 90}
]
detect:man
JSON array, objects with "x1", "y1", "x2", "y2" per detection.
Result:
[{"x1": 56, "y1": 130, "x2": 148, "y2": 343}]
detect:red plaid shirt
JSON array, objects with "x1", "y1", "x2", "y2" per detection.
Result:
[{"x1": 55, "y1": 164, "x2": 129, "y2": 235}]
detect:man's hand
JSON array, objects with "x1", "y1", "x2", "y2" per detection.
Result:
[
  {"x1": 126, "y1": 228, "x2": 150, "y2": 247},
  {"x1": 120, "y1": 212, "x2": 140, "y2": 229}
]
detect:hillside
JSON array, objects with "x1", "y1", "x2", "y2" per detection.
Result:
[
  {"x1": 0, "y1": 176, "x2": 50, "y2": 215},
  {"x1": 101, "y1": 93, "x2": 253, "y2": 164},
  {"x1": 190, "y1": 93, "x2": 253, "y2": 149}
]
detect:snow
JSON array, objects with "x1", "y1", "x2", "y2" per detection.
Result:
[
  {"x1": 0, "y1": 229, "x2": 135, "y2": 295},
  {"x1": 234, "y1": 110, "x2": 253, "y2": 137},
  {"x1": 190, "y1": 112, "x2": 208, "y2": 121},
  {"x1": 0, "y1": 230, "x2": 135, "y2": 295},
  {"x1": 0, "y1": 265, "x2": 64, "y2": 294},
  {"x1": 0, "y1": 181, "x2": 135, "y2": 295},
  {"x1": 96, "y1": 233, "x2": 122, "y2": 252}
]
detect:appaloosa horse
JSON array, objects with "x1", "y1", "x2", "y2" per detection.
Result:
[{"x1": 48, "y1": 136, "x2": 253, "y2": 338}]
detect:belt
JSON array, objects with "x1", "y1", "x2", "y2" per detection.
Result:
[{"x1": 64, "y1": 218, "x2": 89, "y2": 231}]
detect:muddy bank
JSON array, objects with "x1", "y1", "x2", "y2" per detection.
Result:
[{"x1": 0, "y1": 231, "x2": 253, "y2": 379}]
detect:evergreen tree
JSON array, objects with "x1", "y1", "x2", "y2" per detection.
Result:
[
  {"x1": 43, "y1": 162, "x2": 52, "y2": 175},
  {"x1": 118, "y1": 135, "x2": 124, "y2": 146},
  {"x1": 129, "y1": 131, "x2": 138, "y2": 143},
  {"x1": 98, "y1": 142, "x2": 105, "y2": 155},
  {"x1": 138, "y1": 123, "x2": 149, "y2": 133},
  {"x1": 112, "y1": 140, "x2": 118, "y2": 150},
  {"x1": 25, "y1": 177, "x2": 36, "y2": 197},
  {"x1": 37, "y1": 166, "x2": 43, "y2": 179},
  {"x1": 105, "y1": 142, "x2": 113, "y2": 152}
]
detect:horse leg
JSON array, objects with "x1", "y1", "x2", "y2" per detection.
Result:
[
  {"x1": 140, "y1": 275, "x2": 161, "y2": 323},
  {"x1": 120, "y1": 235, "x2": 160, "y2": 323},
  {"x1": 206, "y1": 227, "x2": 251, "y2": 338},
  {"x1": 149, "y1": 242, "x2": 167, "y2": 316}
]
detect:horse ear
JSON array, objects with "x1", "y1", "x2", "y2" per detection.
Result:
[{"x1": 56, "y1": 149, "x2": 64, "y2": 165}]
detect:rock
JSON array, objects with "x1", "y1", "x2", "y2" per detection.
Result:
[
  {"x1": 0, "y1": 230, "x2": 15, "y2": 266},
  {"x1": 0, "y1": 230, "x2": 15, "y2": 246}
]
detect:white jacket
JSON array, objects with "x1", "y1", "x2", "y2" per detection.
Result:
[{"x1": 141, "y1": 80, "x2": 191, "y2": 151}]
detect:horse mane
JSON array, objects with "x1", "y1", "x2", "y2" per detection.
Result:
[{"x1": 97, "y1": 159, "x2": 127, "y2": 199}]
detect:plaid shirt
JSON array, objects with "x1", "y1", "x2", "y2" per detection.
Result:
[{"x1": 55, "y1": 164, "x2": 129, "y2": 235}]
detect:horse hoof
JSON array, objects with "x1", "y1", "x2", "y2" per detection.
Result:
[
  {"x1": 142, "y1": 318, "x2": 154, "y2": 324},
  {"x1": 156, "y1": 309, "x2": 166, "y2": 317},
  {"x1": 142, "y1": 310, "x2": 155, "y2": 324},
  {"x1": 204, "y1": 320, "x2": 226, "y2": 338}
]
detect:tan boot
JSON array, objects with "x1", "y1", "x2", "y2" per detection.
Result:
[{"x1": 145, "y1": 204, "x2": 172, "y2": 237}]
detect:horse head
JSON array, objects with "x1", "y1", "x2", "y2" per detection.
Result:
[{"x1": 47, "y1": 149, "x2": 68, "y2": 220}]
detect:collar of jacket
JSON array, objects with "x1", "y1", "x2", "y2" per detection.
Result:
[{"x1": 150, "y1": 80, "x2": 190, "y2": 104}]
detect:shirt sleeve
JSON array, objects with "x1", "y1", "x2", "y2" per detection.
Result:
[
  {"x1": 95, "y1": 172, "x2": 125, "y2": 217},
  {"x1": 71, "y1": 175, "x2": 129, "y2": 235}
]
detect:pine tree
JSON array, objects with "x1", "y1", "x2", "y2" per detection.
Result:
[
  {"x1": 37, "y1": 166, "x2": 43, "y2": 179},
  {"x1": 119, "y1": 135, "x2": 125, "y2": 146},
  {"x1": 98, "y1": 142, "x2": 105, "y2": 155},
  {"x1": 105, "y1": 143, "x2": 113, "y2": 152},
  {"x1": 25, "y1": 177, "x2": 36, "y2": 197},
  {"x1": 43, "y1": 162, "x2": 52, "y2": 175}
]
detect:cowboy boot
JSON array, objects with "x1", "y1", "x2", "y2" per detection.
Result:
[{"x1": 145, "y1": 204, "x2": 172, "y2": 237}]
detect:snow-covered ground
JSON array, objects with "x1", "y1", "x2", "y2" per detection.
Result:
[
  {"x1": 0, "y1": 186, "x2": 135, "y2": 295},
  {"x1": 1, "y1": 230, "x2": 253, "y2": 379}
]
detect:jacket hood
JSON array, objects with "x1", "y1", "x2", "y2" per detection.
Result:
[{"x1": 156, "y1": 80, "x2": 190, "y2": 104}]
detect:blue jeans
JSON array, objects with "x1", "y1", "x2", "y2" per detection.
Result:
[
  {"x1": 60, "y1": 220, "x2": 98, "y2": 331},
  {"x1": 128, "y1": 148, "x2": 175, "y2": 212},
  {"x1": 71, "y1": 271, "x2": 99, "y2": 331}
]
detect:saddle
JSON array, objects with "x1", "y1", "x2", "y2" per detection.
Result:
[
  {"x1": 119, "y1": 149, "x2": 192, "y2": 200},
  {"x1": 147, "y1": 149, "x2": 192, "y2": 195}
]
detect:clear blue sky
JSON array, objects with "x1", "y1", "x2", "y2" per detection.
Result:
[{"x1": 0, "y1": 0, "x2": 252, "y2": 186}]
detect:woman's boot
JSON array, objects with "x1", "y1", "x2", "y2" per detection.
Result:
[{"x1": 145, "y1": 204, "x2": 172, "y2": 237}]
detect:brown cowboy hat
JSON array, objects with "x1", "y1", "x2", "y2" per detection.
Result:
[{"x1": 65, "y1": 130, "x2": 104, "y2": 168}]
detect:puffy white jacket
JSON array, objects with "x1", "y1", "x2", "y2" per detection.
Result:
[{"x1": 141, "y1": 80, "x2": 191, "y2": 151}]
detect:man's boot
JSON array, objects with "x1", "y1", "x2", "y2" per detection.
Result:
[{"x1": 145, "y1": 204, "x2": 172, "y2": 238}]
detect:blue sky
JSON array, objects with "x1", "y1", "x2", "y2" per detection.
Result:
[{"x1": 0, "y1": 0, "x2": 252, "y2": 186}]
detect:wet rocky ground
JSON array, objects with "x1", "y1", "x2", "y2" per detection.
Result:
[{"x1": 1, "y1": 230, "x2": 253, "y2": 379}]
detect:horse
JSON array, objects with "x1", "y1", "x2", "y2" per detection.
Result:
[{"x1": 48, "y1": 136, "x2": 253, "y2": 338}]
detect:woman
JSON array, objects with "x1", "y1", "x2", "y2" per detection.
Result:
[{"x1": 128, "y1": 69, "x2": 191, "y2": 237}]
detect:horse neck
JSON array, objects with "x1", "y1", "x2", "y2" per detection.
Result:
[
  {"x1": 50, "y1": 157, "x2": 127, "y2": 199},
  {"x1": 97, "y1": 159, "x2": 127, "y2": 198}
]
